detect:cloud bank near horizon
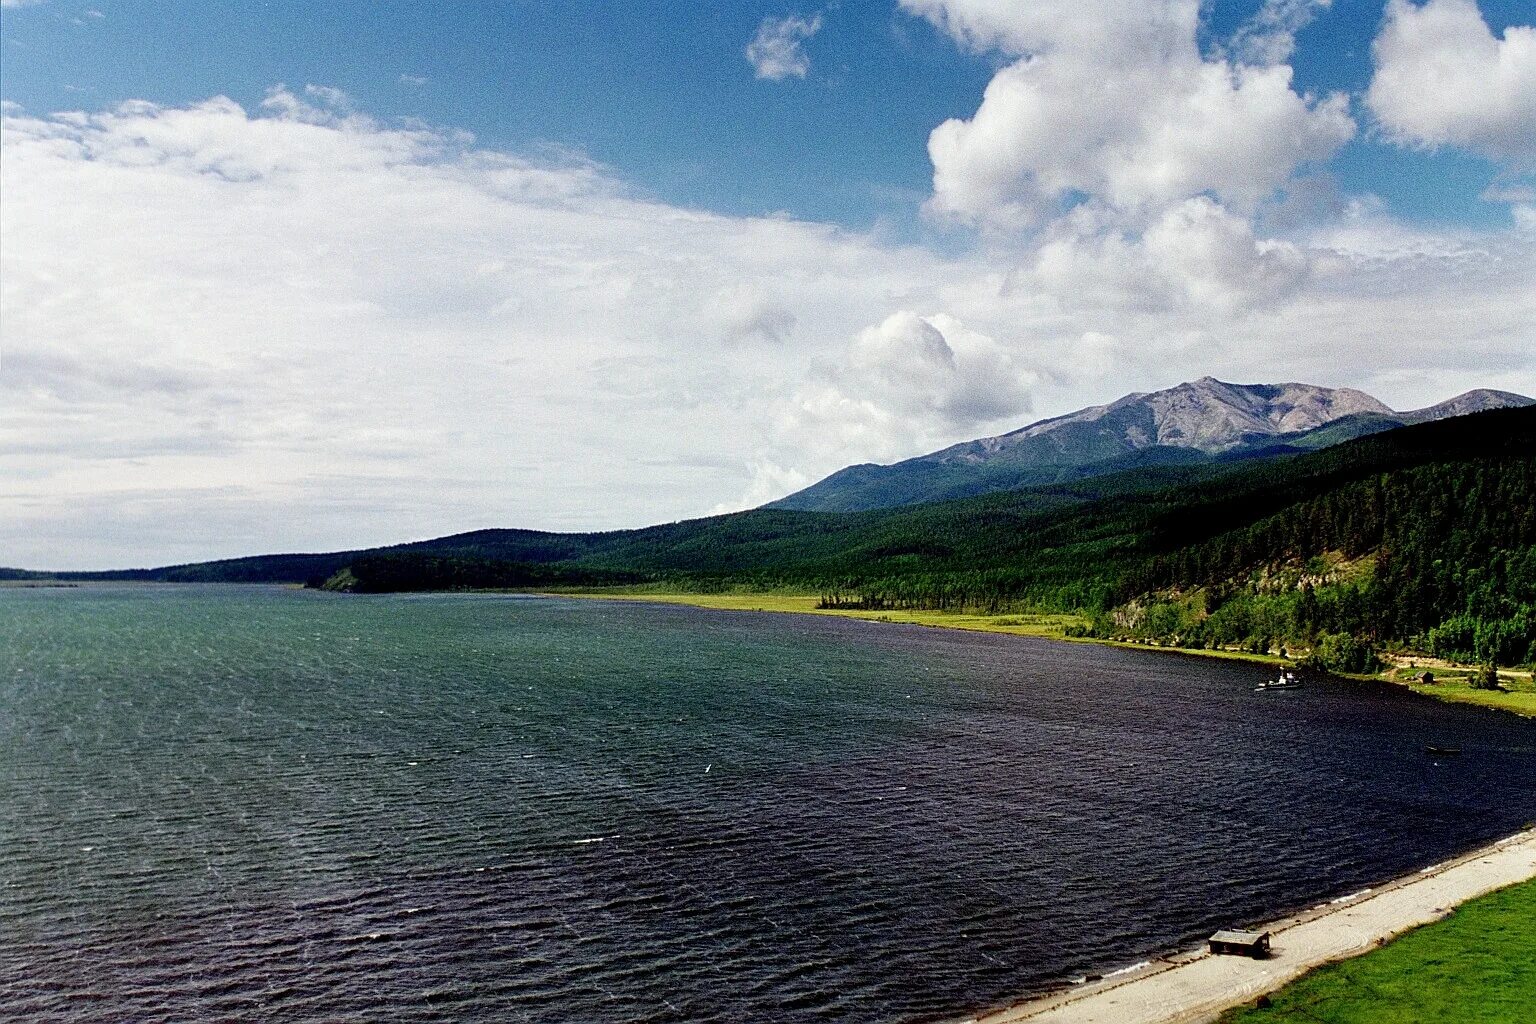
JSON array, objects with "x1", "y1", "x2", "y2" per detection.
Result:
[{"x1": 3, "y1": 2, "x2": 1535, "y2": 569}]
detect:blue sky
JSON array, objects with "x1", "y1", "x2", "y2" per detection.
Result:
[
  {"x1": 1, "y1": 2, "x2": 995, "y2": 231},
  {"x1": 2, "y1": 1, "x2": 1534, "y2": 567},
  {"x1": 3, "y1": 1, "x2": 1531, "y2": 232}
]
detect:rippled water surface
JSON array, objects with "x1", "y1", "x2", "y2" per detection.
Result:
[{"x1": 4, "y1": 585, "x2": 1536, "y2": 1023}]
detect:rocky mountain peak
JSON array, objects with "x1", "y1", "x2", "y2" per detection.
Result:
[
  {"x1": 1001, "y1": 378, "x2": 1396, "y2": 456},
  {"x1": 1137, "y1": 379, "x2": 1394, "y2": 452},
  {"x1": 769, "y1": 378, "x2": 1532, "y2": 513}
]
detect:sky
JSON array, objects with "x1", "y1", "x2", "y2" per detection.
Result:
[{"x1": 2, "y1": 0, "x2": 1534, "y2": 569}]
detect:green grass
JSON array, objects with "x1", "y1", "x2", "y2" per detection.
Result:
[
  {"x1": 550, "y1": 590, "x2": 1088, "y2": 639},
  {"x1": 1406, "y1": 683, "x2": 1536, "y2": 718},
  {"x1": 1402, "y1": 673, "x2": 1536, "y2": 718},
  {"x1": 1219, "y1": 878, "x2": 1536, "y2": 1023}
]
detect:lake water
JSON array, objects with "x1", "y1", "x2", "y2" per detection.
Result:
[{"x1": 3, "y1": 585, "x2": 1535, "y2": 1023}]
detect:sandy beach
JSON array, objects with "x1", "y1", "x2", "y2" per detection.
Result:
[{"x1": 960, "y1": 828, "x2": 1536, "y2": 1024}]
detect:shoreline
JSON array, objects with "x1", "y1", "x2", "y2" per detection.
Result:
[
  {"x1": 549, "y1": 590, "x2": 1536, "y2": 1020},
  {"x1": 954, "y1": 827, "x2": 1536, "y2": 1024},
  {"x1": 545, "y1": 590, "x2": 1533, "y2": 716},
  {"x1": 546, "y1": 590, "x2": 1279, "y2": 660}
]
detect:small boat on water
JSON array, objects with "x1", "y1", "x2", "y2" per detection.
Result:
[
  {"x1": 1425, "y1": 745, "x2": 1462, "y2": 756},
  {"x1": 1255, "y1": 671, "x2": 1302, "y2": 692}
]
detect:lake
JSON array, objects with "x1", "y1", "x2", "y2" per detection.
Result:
[{"x1": 3, "y1": 585, "x2": 1534, "y2": 1023}]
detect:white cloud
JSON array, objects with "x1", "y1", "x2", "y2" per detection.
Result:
[
  {"x1": 1031, "y1": 198, "x2": 1312, "y2": 314},
  {"x1": 302, "y1": 84, "x2": 353, "y2": 111},
  {"x1": 710, "y1": 284, "x2": 798, "y2": 344},
  {"x1": 899, "y1": 0, "x2": 1165, "y2": 57},
  {"x1": 1367, "y1": 0, "x2": 1536, "y2": 168},
  {"x1": 897, "y1": 0, "x2": 1351, "y2": 346},
  {"x1": 399, "y1": 74, "x2": 428, "y2": 87},
  {"x1": 1, "y1": 0, "x2": 48, "y2": 8},
  {"x1": 843, "y1": 311, "x2": 1037, "y2": 427},
  {"x1": 0, "y1": 91, "x2": 963, "y2": 566},
  {"x1": 1, "y1": 89, "x2": 1532, "y2": 569},
  {"x1": 715, "y1": 461, "x2": 813, "y2": 514},
  {"x1": 770, "y1": 310, "x2": 1041, "y2": 480},
  {"x1": 1141, "y1": 199, "x2": 1313, "y2": 308},
  {"x1": 745, "y1": 13, "x2": 823, "y2": 81},
  {"x1": 905, "y1": 0, "x2": 1354, "y2": 227},
  {"x1": 1481, "y1": 182, "x2": 1536, "y2": 203},
  {"x1": 1224, "y1": 0, "x2": 1333, "y2": 66}
]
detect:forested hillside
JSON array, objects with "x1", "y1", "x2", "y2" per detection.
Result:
[
  {"x1": 335, "y1": 408, "x2": 1536, "y2": 669},
  {"x1": 1108, "y1": 456, "x2": 1536, "y2": 670}
]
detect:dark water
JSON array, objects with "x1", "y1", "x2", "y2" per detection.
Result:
[{"x1": 3, "y1": 586, "x2": 1535, "y2": 1023}]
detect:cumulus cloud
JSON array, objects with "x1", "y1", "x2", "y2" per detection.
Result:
[
  {"x1": 844, "y1": 311, "x2": 1037, "y2": 427},
  {"x1": 899, "y1": 0, "x2": 1161, "y2": 56},
  {"x1": 745, "y1": 13, "x2": 823, "y2": 81},
  {"x1": 896, "y1": 0, "x2": 1350, "y2": 337},
  {"x1": 774, "y1": 312, "x2": 1039, "y2": 470},
  {"x1": 1367, "y1": 0, "x2": 1536, "y2": 168},
  {"x1": 904, "y1": 0, "x2": 1354, "y2": 227},
  {"x1": 1032, "y1": 198, "x2": 1312, "y2": 314}
]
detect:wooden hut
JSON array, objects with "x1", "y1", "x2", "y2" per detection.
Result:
[{"x1": 1208, "y1": 929, "x2": 1271, "y2": 958}]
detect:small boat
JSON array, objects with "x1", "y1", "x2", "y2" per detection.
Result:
[
  {"x1": 1255, "y1": 671, "x2": 1302, "y2": 691},
  {"x1": 1425, "y1": 745, "x2": 1462, "y2": 756}
]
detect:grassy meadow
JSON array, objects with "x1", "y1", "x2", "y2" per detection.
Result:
[
  {"x1": 1394, "y1": 667, "x2": 1536, "y2": 718},
  {"x1": 551, "y1": 589, "x2": 1089, "y2": 639},
  {"x1": 1219, "y1": 878, "x2": 1536, "y2": 1024}
]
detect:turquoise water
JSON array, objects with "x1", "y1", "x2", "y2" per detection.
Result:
[{"x1": 3, "y1": 584, "x2": 1535, "y2": 1023}]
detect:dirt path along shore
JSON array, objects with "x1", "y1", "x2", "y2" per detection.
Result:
[{"x1": 962, "y1": 829, "x2": 1536, "y2": 1024}]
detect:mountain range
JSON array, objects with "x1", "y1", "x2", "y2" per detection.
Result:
[{"x1": 768, "y1": 378, "x2": 1533, "y2": 513}]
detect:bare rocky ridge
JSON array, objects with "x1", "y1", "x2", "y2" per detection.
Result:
[
  {"x1": 769, "y1": 378, "x2": 1533, "y2": 513},
  {"x1": 1402, "y1": 388, "x2": 1534, "y2": 424},
  {"x1": 984, "y1": 377, "x2": 1394, "y2": 457}
]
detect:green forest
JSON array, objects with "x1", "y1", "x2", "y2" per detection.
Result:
[{"x1": 10, "y1": 408, "x2": 1535, "y2": 672}]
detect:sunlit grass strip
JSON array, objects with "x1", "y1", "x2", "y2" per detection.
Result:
[
  {"x1": 548, "y1": 590, "x2": 1087, "y2": 637},
  {"x1": 1404, "y1": 678, "x2": 1536, "y2": 718},
  {"x1": 1219, "y1": 878, "x2": 1536, "y2": 1024}
]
